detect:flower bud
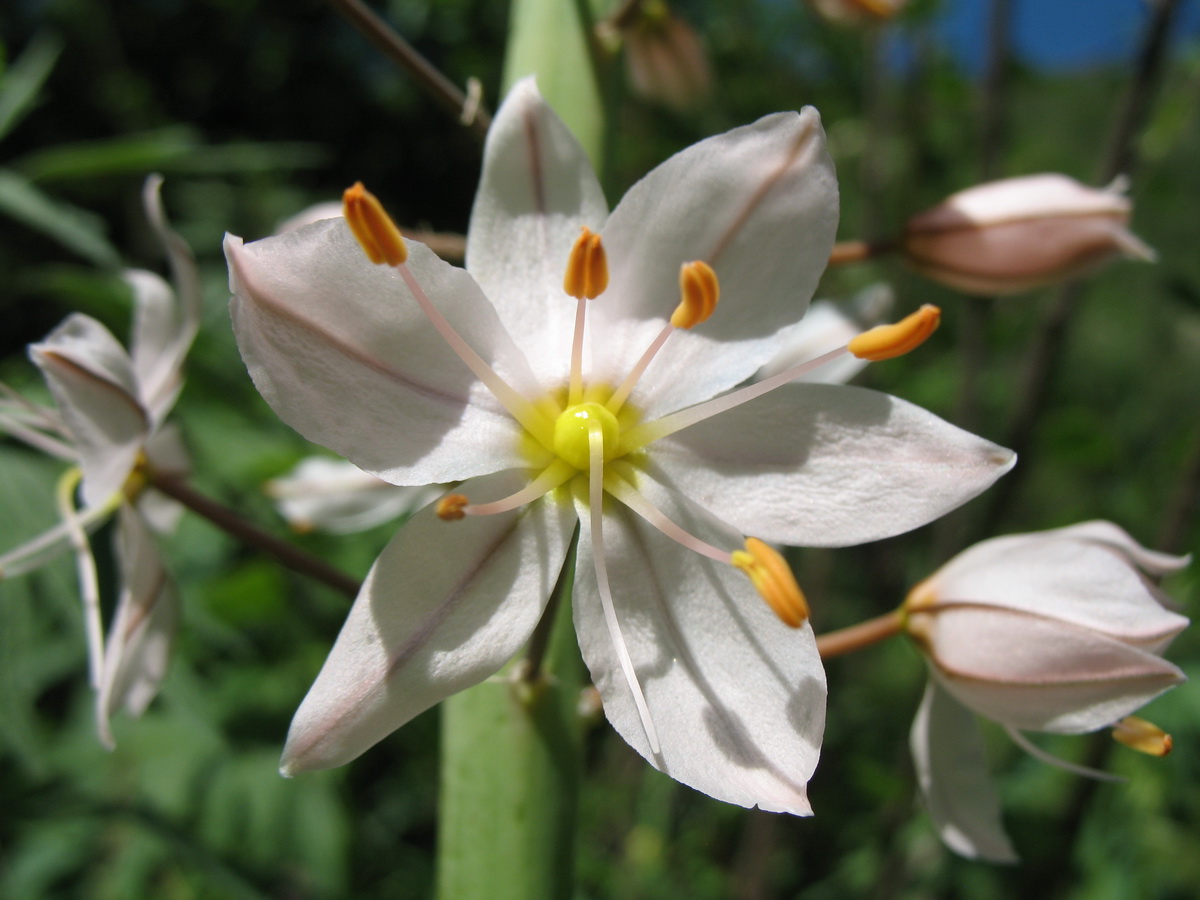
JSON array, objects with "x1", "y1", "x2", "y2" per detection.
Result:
[
  {"x1": 904, "y1": 521, "x2": 1188, "y2": 734},
  {"x1": 901, "y1": 174, "x2": 1155, "y2": 295},
  {"x1": 806, "y1": 0, "x2": 906, "y2": 26},
  {"x1": 619, "y1": 2, "x2": 712, "y2": 112}
]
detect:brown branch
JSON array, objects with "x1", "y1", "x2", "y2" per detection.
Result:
[
  {"x1": 815, "y1": 609, "x2": 904, "y2": 659},
  {"x1": 148, "y1": 471, "x2": 361, "y2": 599},
  {"x1": 324, "y1": 0, "x2": 491, "y2": 141}
]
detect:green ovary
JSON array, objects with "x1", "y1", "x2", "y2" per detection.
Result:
[{"x1": 553, "y1": 402, "x2": 620, "y2": 471}]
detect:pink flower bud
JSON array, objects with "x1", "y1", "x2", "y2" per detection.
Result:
[
  {"x1": 622, "y1": 6, "x2": 712, "y2": 112},
  {"x1": 902, "y1": 174, "x2": 1155, "y2": 295},
  {"x1": 806, "y1": 0, "x2": 906, "y2": 26},
  {"x1": 904, "y1": 521, "x2": 1188, "y2": 734}
]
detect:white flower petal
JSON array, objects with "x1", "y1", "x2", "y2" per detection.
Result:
[
  {"x1": 1047, "y1": 520, "x2": 1190, "y2": 576},
  {"x1": 96, "y1": 506, "x2": 179, "y2": 748},
  {"x1": 29, "y1": 314, "x2": 149, "y2": 508},
  {"x1": 573, "y1": 483, "x2": 825, "y2": 815},
  {"x1": 227, "y1": 227, "x2": 537, "y2": 485},
  {"x1": 927, "y1": 533, "x2": 1188, "y2": 650},
  {"x1": 910, "y1": 681, "x2": 1017, "y2": 863},
  {"x1": 466, "y1": 77, "x2": 609, "y2": 387},
  {"x1": 646, "y1": 383, "x2": 1015, "y2": 547},
  {"x1": 591, "y1": 107, "x2": 839, "y2": 417},
  {"x1": 756, "y1": 300, "x2": 869, "y2": 384},
  {"x1": 268, "y1": 457, "x2": 438, "y2": 534},
  {"x1": 280, "y1": 469, "x2": 576, "y2": 774},
  {"x1": 135, "y1": 175, "x2": 201, "y2": 420},
  {"x1": 926, "y1": 604, "x2": 1185, "y2": 733}
]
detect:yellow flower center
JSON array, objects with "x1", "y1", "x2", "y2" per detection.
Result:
[{"x1": 553, "y1": 401, "x2": 620, "y2": 471}]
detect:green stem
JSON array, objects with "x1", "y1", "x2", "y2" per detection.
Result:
[{"x1": 436, "y1": 546, "x2": 583, "y2": 900}]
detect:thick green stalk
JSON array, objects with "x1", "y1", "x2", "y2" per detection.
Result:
[{"x1": 436, "y1": 547, "x2": 583, "y2": 900}]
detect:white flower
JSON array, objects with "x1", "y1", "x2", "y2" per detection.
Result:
[
  {"x1": 1, "y1": 176, "x2": 199, "y2": 747},
  {"x1": 266, "y1": 456, "x2": 440, "y2": 534},
  {"x1": 226, "y1": 79, "x2": 1013, "y2": 814},
  {"x1": 906, "y1": 521, "x2": 1190, "y2": 861}
]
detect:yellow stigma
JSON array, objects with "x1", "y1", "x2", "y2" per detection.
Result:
[
  {"x1": 563, "y1": 227, "x2": 609, "y2": 300},
  {"x1": 671, "y1": 260, "x2": 719, "y2": 329},
  {"x1": 848, "y1": 304, "x2": 941, "y2": 361},
  {"x1": 553, "y1": 402, "x2": 619, "y2": 471},
  {"x1": 343, "y1": 182, "x2": 408, "y2": 266},
  {"x1": 1112, "y1": 716, "x2": 1173, "y2": 757},
  {"x1": 437, "y1": 493, "x2": 469, "y2": 520},
  {"x1": 730, "y1": 537, "x2": 809, "y2": 628}
]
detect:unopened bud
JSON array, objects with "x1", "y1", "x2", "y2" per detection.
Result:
[
  {"x1": 806, "y1": 0, "x2": 906, "y2": 26},
  {"x1": 621, "y1": 3, "x2": 712, "y2": 112},
  {"x1": 902, "y1": 174, "x2": 1154, "y2": 295}
]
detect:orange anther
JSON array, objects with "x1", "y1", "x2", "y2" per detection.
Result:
[
  {"x1": 436, "y1": 493, "x2": 469, "y2": 521},
  {"x1": 1112, "y1": 716, "x2": 1173, "y2": 757},
  {"x1": 563, "y1": 227, "x2": 609, "y2": 300},
  {"x1": 848, "y1": 304, "x2": 941, "y2": 361},
  {"x1": 343, "y1": 182, "x2": 408, "y2": 266},
  {"x1": 731, "y1": 537, "x2": 809, "y2": 628},
  {"x1": 671, "y1": 260, "x2": 719, "y2": 329}
]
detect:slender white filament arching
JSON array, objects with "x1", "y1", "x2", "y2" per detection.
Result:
[
  {"x1": 1005, "y1": 726, "x2": 1125, "y2": 782},
  {"x1": 465, "y1": 460, "x2": 576, "y2": 516},
  {"x1": 603, "y1": 473, "x2": 732, "y2": 564},
  {"x1": 394, "y1": 262, "x2": 552, "y2": 440},
  {"x1": 0, "y1": 413, "x2": 77, "y2": 460},
  {"x1": 588, "y1": 420, "x2": 661, "y2": 757},
  {"x1": 55, "y1": 469, "x2": 106, "y2": 688},
  {"x1": 621, "y1": 344, "x2": 850, "y2": 450},
  {"x1": 568, "y1": 296, "x2": 587, "y2": 406},
  {"x1": 0, "y1": 499, "x2": 116, "y2": 577},
  {"x1": 607, "y1": 322, "x2": 674, "y2": 414}
]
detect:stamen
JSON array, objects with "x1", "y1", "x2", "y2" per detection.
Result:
[
  {"x1": 730, "y1": 538, "x2": 809, "y2": 628},
  {"x1": 343, "y1": 182, "x2": 408, "y2": 266},
  {"x1": 671, "y1": 261, "x2": 719, "y2": 329},
  {"x1": 565, "y1": 229, "x2": 607, "y2": 406},
  {"x1": 602, "y1": 472, "x2": 733, "y2": 563},
  {"x1": 460, "y1": 461, "x2": 577, "y2": 516},
  {"x1": 55, "y1": 468, "x2": 106, "y2": 688},
  {"x1": 437, "y1": 494, "x2": 469, "y2": 520},
  {"x1": 588, "y1": 419, "x2": 661, "y2": 756},
  {"x1": 1112, "y1": 716, "x2": 1173, "y2": 757},
  {"x1": 619, "y1": 308, "x2": 942, "y2": 453},
  {"x1": 1005, "y1": 726, "x2": 1125, "y2": 782},
  {"x1": 562, "y1": 227, "x2": 608, "y2": 300},
  {"x1": 848, "y1": 304, "x2": 941, "y2": 361},
  {"x1": 607, "y1": 261, "x2": 721, "y2": 414}
]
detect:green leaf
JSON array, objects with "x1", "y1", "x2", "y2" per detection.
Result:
[
  {"x1": 13, "y1": 128, "x2": 326, "y2": 182},
  {"x1": 502, "y1": 0, "x2": 605, "y2": 168},
  {"x1": 0, "y1": 168, "x2": 121, "y2": 266},
  {"x1": 0, "y1": 32, "x2": 63, "y2": 143}
]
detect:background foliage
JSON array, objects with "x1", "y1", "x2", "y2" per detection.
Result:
[{"x1": 1, "y1": 0, "x2": 1198, "y2": 897}]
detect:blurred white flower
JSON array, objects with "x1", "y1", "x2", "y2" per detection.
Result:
[
  {"x1": 0, "y1": 176, "x2": 200, "y2": 747},
  {"x1": 266, "y1": 456, "x2": 440, "y2": 534}
]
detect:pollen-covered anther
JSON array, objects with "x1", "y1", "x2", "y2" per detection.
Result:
[
  {"x1": 563, "y1": 227, "x2": 609, "y2": 300},
  {"x1": 671, "y1": 260, "x2": 719, "y2": 329},
  {"x1": 436, "y1": 493, "x2": 469, "y2": 521},
  {"x1": 343, "y1": 181, "x2": 408, "y2": 266},
  {"x1": 848, "y1": 304, "x2": 941, "y2": 361},
  {"x1": 730, "y1": 537, "x2": 809, "y2": 628},
  {"x1": 1112, "y1": 715, "x2": 1173, "y2": 757}
]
